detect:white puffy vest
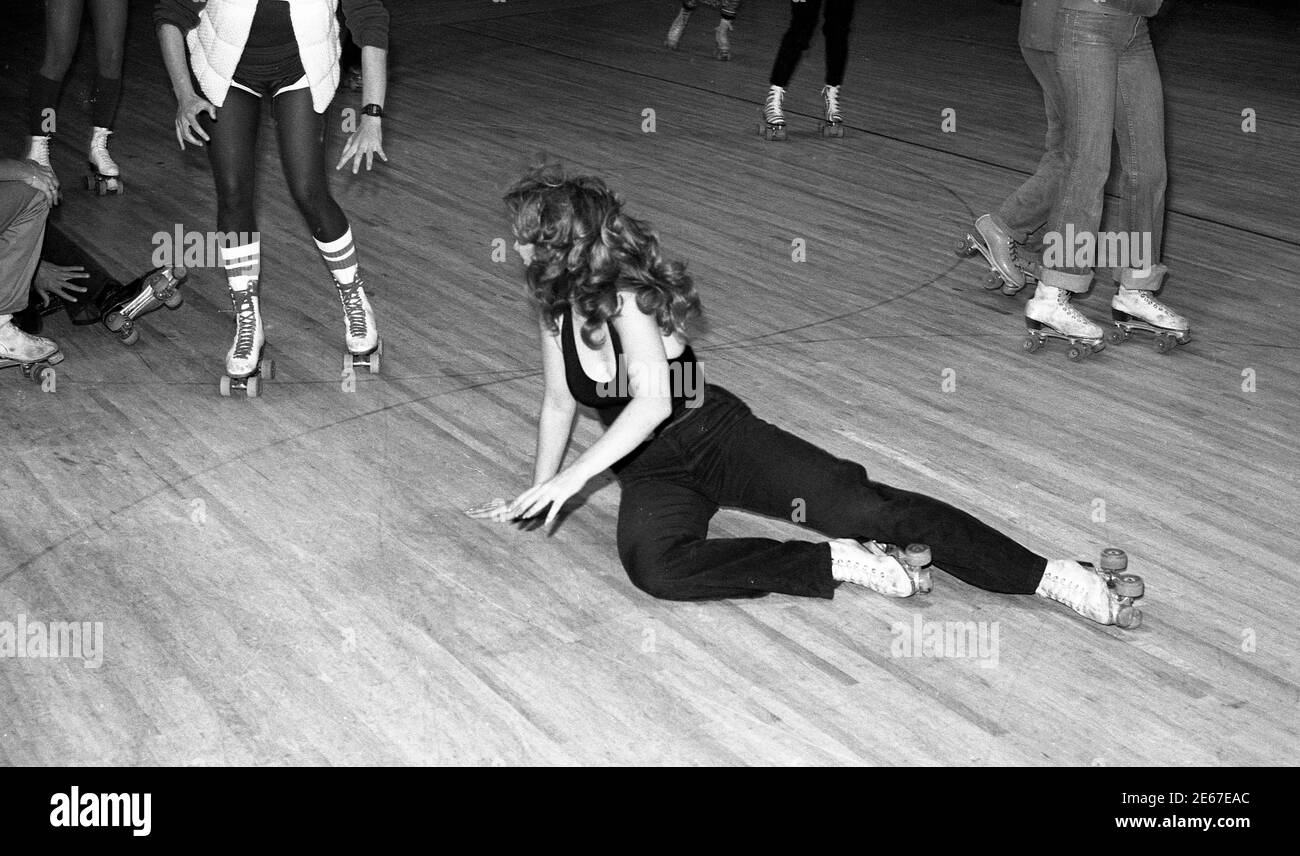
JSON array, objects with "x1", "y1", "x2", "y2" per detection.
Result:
[{"x1": 188, "y1": 0, "x2": 342, "y2": 113}]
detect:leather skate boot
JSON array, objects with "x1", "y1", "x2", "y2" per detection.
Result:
[
  {"x1": 0, "y1": 314, "x2": 59, "y2": 362},
  {"x1": 830, "y1": 539, "x2": 919, "y2": 598},
  {"x1": 975, "y1": 214, "x2": 1026, "y2": 292},
  {"x1": 226, "y1": 282, "x2": 265, "y2": 378}
]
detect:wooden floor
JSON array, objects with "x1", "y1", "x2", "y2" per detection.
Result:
[{"x1": 2, "y1": 0, "x2": 1297, "y2": 765}]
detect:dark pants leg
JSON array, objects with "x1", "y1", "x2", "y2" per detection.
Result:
[
  {"x1": 770, "y1": 0, "x2": 823, "y2": 87},
  {"x1": 200, "y1": 86, "x2": 262, "y2": 237},
  {"x1": 822, "y1": 0, "x2": 856, "y2": 86},
  {"x1": 615, "y1": 386, "x2": 1048, "y2": 601},
  {"x1": 272, "y1": 88, "x2": 350, "y2": 243}
]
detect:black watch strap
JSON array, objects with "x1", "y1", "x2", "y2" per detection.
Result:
[{"x1": 362, "y1": 103, "x2": 384, "y2": 118}]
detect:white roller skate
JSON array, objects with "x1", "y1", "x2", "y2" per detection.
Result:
[
  {"x1": 220, "y1": 282, "x2": 274, "y2": 398},
  {"x1": 338, "y1": 278, "x2": 381, "y2": 375},
  {"x1": 0, "y1": 315, "x2": 62, "y2": 386},
  {"x1": 1036, "y1": 549, "x2": 1144, "y2": 628},
  {"x1": 665, "y1": 7, "x2": 692, "y2": 49},
  {"x1": 760, "y1": 84, "x2": 787, "y2": 141},
  {"x1": 714, "y1": 18, "x2": 733, "y2": 60},
  {"x1": 86, "y1": 127, "x2": 123, "y2": 196},
  {"x1": 1109, "y1": 265, "x2": 1191, "y2": 354},
  {"x1": 830, "y1": 539, "x2": 926, "y2": 598},
  {"x1": 1023, "y1": 281, "x2": 1105, "y2": 362},
  {"x1": 819, "y1": 84, "x2": 844, "y2": 137}
]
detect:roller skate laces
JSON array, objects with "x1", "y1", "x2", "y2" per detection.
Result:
[
  {"x1": 337, "y1": 279, "x2": 378, "y2": 354},
  {"x1": 226, "y1": 284, "x2": 263, "y2": 377},
  {"x1": 1026, "y1": 285, "x2": 1103, "y2": 339},
  {"x1": 27, "y1": 135, "x2": 52, "y2": 168},
  {"x1": 1113, "y1": 286, "x2": 1190, "y2": 332},
  {"x1": 822, "y1": 85, "x2": 842, "y2": 125}
]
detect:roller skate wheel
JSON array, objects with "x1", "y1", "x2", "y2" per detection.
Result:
[
  {"x1": 955, "y1": 238, "x2": 975, "y2": 257},
  {"x1": 164, "y1": 290, "x2": 184, "y2": 310},
  {"x1": 1099, "y1": 547, "x2": 1128, "y2": 571},
  {"x1": 1116, "y1": 605, "x2": 1142, "y2": 629},
  {"x1": 983, "y1": 272, "x2": 1002, "y2": 290},
  {"x1": 369, "y1": 349, "x2": 381, "y2": 375},
  {"x1": 1022, "y1": 334, "x2": 1042, "y2": 354},
  {"x1": 1114, "y1": 573, "x2": 1144, "y2": 599},
  {"x1": 903, "y1": 543, "x2": 932, "y2": 568},
  {"x1": 1107, "y1": 327, "x2": 1127, "y2": 344},
  {"x1": 112, "y1": 181, "x2": 124, "y2": 195},
  {"x1": 342, "y1": 352, "x2": 353, "y2": 373},
  {"x1": 104, "y1": 311, "x2": 126, "y2": 332},
  {"x1": 1067, "y1": 345, "x2": 1086, "y2": 362},
  {"x1": 1155, "y1": 335, "x2": 1173, "y2": 354},
  {"x1": 246, "y1": 375, "x2": 260, "y2": 398},
  {"x1": 121, "y1": 328, "x2": 139, "y2": 346},
  {"x1": 220, "y1": 375, "x2": 233, "y2": 397},
  {"x1": 84, "y1": 176, "x2": 94, "y2": 191}
]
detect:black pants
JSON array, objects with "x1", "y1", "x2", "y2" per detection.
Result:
[
  {"x1": 198, "y1": 80, "x2": 349, "y2": 242},
  {"x1": 769, "y1": 0, "x2": 857, "y2": 88},
  {"x1": 615, "y1": 385, "x2": 1048, "y2": 601}
]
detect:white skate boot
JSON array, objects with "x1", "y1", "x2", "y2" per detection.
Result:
[
  {"x1": 1023, "y1": 281, "x2": 1105, "y2": 361},
  {"x1": 1, "y1": 314, "x2": 62, "y2": 386},
  {"x1": 338, "y1": 277, "x2": 381, "y2": 374},
  {"x1": 714, "y1": 18, "x2": 733, "y2": 60},
  {"x1": 760, "y1": 84, "x2": 787, "y2": 141},
  {"x1": 1109, "y1": 265, "x2": 1191, "y2": 353},
  {"x1": 1036, "y1": 550, "x2": 1144, "y2": 628},
  {"x1": 830, "y1": 539, "x2": 922, "y2": 598},
  {"x1": 665, "y1": 7, "x2": 691, "y2": 49},
  {"x1": 220, "y1": 283, "x2": 273, "y2": 398},
  {"x1": 86, "y1": 127, "x2": 123, "y2": 195},
  {"x1": 819, "y1": 84, "x2": 844, "y2": 137}
]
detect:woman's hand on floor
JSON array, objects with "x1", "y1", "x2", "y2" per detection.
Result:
[{"x1": 467, "y1": 469, "x2": 588, "y2": 530}]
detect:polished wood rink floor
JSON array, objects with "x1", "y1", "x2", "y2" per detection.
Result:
[{"x1": 1, "y1": 0, "x2": 1297, "y2": 765}]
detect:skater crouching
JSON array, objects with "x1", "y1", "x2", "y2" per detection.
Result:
[
  {"x1": 155, "y1": 0, "x2": 391, "y2": 394},
  {"x1": 467, "y1": 166, "x2": 1144, "y2": 628},
  {"x1": 0, "y1": 160, "x2": 74, "y2": 368}
]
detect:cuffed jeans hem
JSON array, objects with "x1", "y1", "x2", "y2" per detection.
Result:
[{"x1": 1038, "y1": 267, "x2": 1094, "y2": 293}]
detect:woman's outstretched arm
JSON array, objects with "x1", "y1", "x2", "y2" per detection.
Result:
[{"x1": 532, "y1": 320, "x2": 578, "y2": 486}]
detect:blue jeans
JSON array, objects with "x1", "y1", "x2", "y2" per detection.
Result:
[
  {"x1": 614, "y1": 385, "x2": 1048, "y2": 601},
  {"x1": 1045, "y1": 7, "x2": 1167, "y2": 291},
  {"x1": 997, "y1": 46, "x2": 1067, "y2": 243}
]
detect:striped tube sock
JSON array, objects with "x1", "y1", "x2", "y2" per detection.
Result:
[
  {"x1": 220, "y1": 240, "x2": 261, "y2": 291},
  {"x1": 315, "y1": 228, "x2": 359, "y2": 285}
]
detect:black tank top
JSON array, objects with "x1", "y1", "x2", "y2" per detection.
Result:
[
  {"x1": 236, "y1": 1, "x2": 306, "y2": 82},
  {"x1": 560, "y1": 311, "x2": 703, "y2": 428}
]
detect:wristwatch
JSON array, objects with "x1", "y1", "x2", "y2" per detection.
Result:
[{"x1": 361, "y1": 103, "x2": 384, "y2": 118}]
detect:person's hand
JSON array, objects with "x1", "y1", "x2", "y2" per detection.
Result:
[
  {"x1": 33, "y1": 261, "x2": 90, "y2": 306},
  {"x1": 336, "y1": 115, "x2": 387, "y2": 174},
  {"x1": 466, "y1": 469, "x2": 589, "y2": 531},
  {"x1": 175, "y1": 93, "x2": 216, "y2": 149},
  {"x1": 22, "y1": 163, "x2": 59, "y2": 206}
]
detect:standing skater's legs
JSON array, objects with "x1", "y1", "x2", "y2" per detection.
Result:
[
  {"x1": 26, "y1": 0, "x2": 87, "y2": 189},
  {"x1": 85, "y1": 0, "x2": 129, "y2": 194},
  {"x1": 665, "y1": 0, "x2": 696, "y2": 49},
  {"x1": 200, "y1": 87, "x2": 266, "y2": 379},
  {"x1": 272, "y1": 87, "x2": 378, "y2": 358},
  {"x1": 1106, "y1": 19, "x2": 1189, "y2": 346}
]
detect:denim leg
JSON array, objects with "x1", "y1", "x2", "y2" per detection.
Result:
[
  {"x1": 0, "y1": 185, "x2": 51, "y2": 315},
  {"x1": 997, "y1": 46, "x2": 1068, "y2": 242},
  {"x1": 1108, "y1": 17, "x2": 1167, "y2": 286},
  {"x1": 1049, "y1": 8, "x2": 1129, "y2": 282}
]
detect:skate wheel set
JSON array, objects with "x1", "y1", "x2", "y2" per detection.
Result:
[
  {"x1": 757, "y1": 119, "x2": 787, "y2": 142},
  {"x1": 220, "y1": 347, "x2": 276, "y2": 399},
  {"x1": 1107, "y1": 310, "x2": 1191, "y2": 354},
  {"x1": 103, "y1": 267, "x2": 187, "y2": 346},
  {"x1": 343, "y1": 338, "x2": 383, "y2": 376},
  {"x1": 1087, "y1": 547, "x2": 1144, "y2": 629},
  {"x1": 895, "y1": 543, "x2": 933, "y2": 595},
  {"x1": 0, "y1": 351, "x2": 63, "y2": 389},
  {"x1": 818, "y1": 119, "x2": 844, "y2": 139},
  {"x1": 85, "y1": 168, "x2": 124, "y2": 196},
  {"x1": 1022, "y1": 318, "x2": 1105, "y2": 362}
]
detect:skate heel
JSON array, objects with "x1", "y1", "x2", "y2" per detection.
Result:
[
  {"x1": 1, "y1": 350, "x2": 63, "y2": 389},
  {"x1": 344, "y1": 338, "x2": 383, "y2": 375},
  {"x1": 85, "y1": 167, "x2": 124, "y2": 196}
]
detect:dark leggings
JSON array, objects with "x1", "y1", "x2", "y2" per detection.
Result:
[
  {"x1": 29, "y1": 0, "x2": 127, "y2": 133},
  {"x1": 199, "y1": 85, "x2": 349, "y2": 243},
  {"x1": 769, "y1": 0, "x2": 856, "y2": 88},
  {"x1": 615, "y1": 386, "x2": 1048, "y2": 601}
]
